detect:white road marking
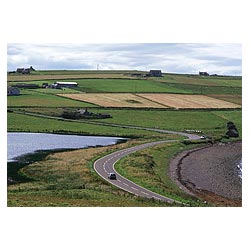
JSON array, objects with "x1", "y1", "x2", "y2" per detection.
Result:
[
  {"x1": 123, "y1": 183, "x2": 129, "y2": 186},
  {"x1": 131, "y1": 187, "x2": 138, "y2": 191}
]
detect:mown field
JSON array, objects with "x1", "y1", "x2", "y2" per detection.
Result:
[
  {"x1": 58, "y1": 93, "x2": 167, "y2": 108},
  {"x1": 58, "y1": 93, "x2": 241, "y2": 109},
  {"x1": 7, "y1": 70, "x2": 242, "y2": 206}
]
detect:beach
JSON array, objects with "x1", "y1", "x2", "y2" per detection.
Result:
[{"x1": 168, "y1": 141, "x2": 242, "y2": 206}]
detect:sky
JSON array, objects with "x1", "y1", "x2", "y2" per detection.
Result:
[{"x1": 7, "y1": 43, "x2": 242, "y2": 75}]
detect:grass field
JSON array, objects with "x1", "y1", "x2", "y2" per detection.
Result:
[
  {"x1": 7, "y1": 89, "x2": 97, "y2": 107},
  {"x1": 7, "y1": 112, "x2": 182, "y2": 139},
  {"x1": 8, "y1": 108, "x2": 242, "y2": 139}
]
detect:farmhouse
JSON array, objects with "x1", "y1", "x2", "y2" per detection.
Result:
[
  {"x1": 52, "y1": 81, "x2": 78, "y2": 89},
  {"x1": 146, "y1": 70, "x2": 162, "y2": 77},
  {"x1": 16, "y1": 66, "x2": 36, "y2": 74},
  {"x1": 199, "y1": 71, "x2": 209, "y2": 76},
  {"x1": 7, "y1": 87, "x2": 20, "y2": 96}
]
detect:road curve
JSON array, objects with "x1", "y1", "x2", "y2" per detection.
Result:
[
  {"x1": 93, "y1": 125, "x2": 201, "y2": 203},
  {"x1": 94, "y1": 140, "x2": 181, "y2": 203}
]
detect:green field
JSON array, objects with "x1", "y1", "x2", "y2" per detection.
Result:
[
  {"x1": 7, "y1": 112, "x2": 182, "y2": 139},
  {"x1": 10, "y1": 108, "x2": 241, "y2": 138},
  {"x1": 7, "y1": 89, "x2": 97, "y2": 107},
  {"x1": 7, "y1": 70, "x2": 242, "y2": 206}
]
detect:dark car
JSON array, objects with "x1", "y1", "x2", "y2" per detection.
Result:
[{"x1": 108, "y1": 173, "x2": 117, "y2": 180}]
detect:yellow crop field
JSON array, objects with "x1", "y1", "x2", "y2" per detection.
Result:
[
  {"x1": 138, "y1": 94, "x2": 241, "y2": 109},
  {"x1": 58, "y1": 93, "x2": 241, "y2": 109},
  {"x1": 58, "y1": 93, "x2": 167, "y2": 108}
]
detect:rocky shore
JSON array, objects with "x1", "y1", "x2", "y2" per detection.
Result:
[{"x1": 168, "y1": 141, "x2": 242, "y2": 206}]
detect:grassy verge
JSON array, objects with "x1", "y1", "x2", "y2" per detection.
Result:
[{"x1": 114, "y1": 141, "x2": 209, "y2": 206}]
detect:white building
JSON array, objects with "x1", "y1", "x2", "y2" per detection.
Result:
[{"x1": 53, "y1": 81, "x2": 78, "y2": 88}]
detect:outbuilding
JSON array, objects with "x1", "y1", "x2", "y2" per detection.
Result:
[{"x1": 7, "y1": 87, "x2": 20, "y2": 96}]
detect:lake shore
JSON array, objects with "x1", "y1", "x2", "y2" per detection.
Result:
[{"x1": 168, "y1": 141, "x2": 242, "y2": 206}]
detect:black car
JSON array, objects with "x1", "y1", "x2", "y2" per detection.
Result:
[{"x1": 108, "y1": 173, "x2": 117, "y2": 180}]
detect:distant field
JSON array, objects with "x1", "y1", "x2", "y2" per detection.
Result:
[
  {"x1": 157, "y1": 74, "x2": 242, "y2": 87},
  {"x1": 74, "y1": 79, "x2": 190, "y2": 93},
  {"x1": 8, "y1": 71, "x2": 242, "y2": 89},
  {"x1": 7, "y1": 73, "x2": 132, "y2": 82},
  {"x1": 59, "y1": 93, "x2": 241, "y2": 109}
]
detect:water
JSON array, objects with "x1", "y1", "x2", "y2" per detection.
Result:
[{"x1": 8, "y1": 132, "x2": 125, "y2": 162}]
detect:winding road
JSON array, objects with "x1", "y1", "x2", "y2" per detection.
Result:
[{"x1": 94, "y1": 130, "x2": 201, "y2": 204}]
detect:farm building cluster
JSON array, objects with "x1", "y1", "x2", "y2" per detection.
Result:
[
  {"x1": 125, "y1": 70, "x2": 163, "y2": 78},
  {"x1": 62, "y1": 108, "x2": 112, "y2": 120},
  {"x1": 7, "y1": 81, "x2": 78, "y2": 96},
  {"x1": 8, "y1": 66, "x2": 36, "y2": 75}
]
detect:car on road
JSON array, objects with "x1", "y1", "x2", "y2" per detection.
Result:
[{"x1": 108, "y1": 173, "x2": 117, "y2": 180}]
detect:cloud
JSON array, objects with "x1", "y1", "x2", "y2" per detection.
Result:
[{"x1": 7, "y1": 43, "x2": 242, "y2": 75}]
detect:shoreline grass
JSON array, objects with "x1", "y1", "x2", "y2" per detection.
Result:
[{"x1": 8, "y1": 140, "x2": 178, "y2": 207}]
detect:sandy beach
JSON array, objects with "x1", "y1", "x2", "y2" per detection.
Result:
[{"x1": 168, "y1": 141, "x2": 242, "y2": 206}]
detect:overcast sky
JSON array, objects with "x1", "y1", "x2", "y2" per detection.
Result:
[{"x1": 7, "y1": 43, "x2": 242, "y2": 75}]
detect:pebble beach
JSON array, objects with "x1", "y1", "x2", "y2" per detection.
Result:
[{"x1": 168, "y1": 141, "x2": 242, "y2": 206}]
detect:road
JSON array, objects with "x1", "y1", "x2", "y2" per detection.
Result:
[{"x1": 94, "y1": 130, "x2": 200, "y2": 204}]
